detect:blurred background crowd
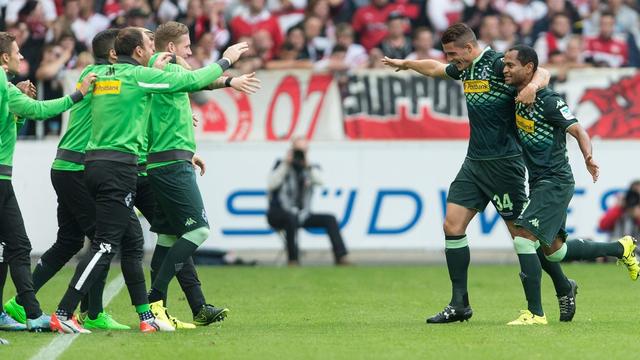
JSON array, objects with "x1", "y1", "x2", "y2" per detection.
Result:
[{"x1": 1, "y1": 0, "x2": 640, "y2": 136}]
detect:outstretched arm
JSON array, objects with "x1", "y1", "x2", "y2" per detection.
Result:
[
  {"x1": 381, "y1": 57, "x2": 449, "y2": 78},
  {"x1": 567, "y1": 123, "x2": 599, "y2": 183}
]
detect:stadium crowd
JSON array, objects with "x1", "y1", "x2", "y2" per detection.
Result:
[{"x1": 1, "y1": 0, "x2": 640, "y2": 135}]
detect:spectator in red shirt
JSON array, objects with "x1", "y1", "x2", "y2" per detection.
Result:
[
  {"x1": 584, "y1": 11, "x2": 629, "y2": 67},
  {"x1": 351, "y1": 0, "x2": 393, "y2": 51},
  {"x1": 229, "y1": 0, "x2": 283, "y2": 57},
  {"x1": 534, "y1": 12, "x2": 573, "y2": 64},
  {"x1": 599, "y1": 181, "x2": 640, "y2": 241}
]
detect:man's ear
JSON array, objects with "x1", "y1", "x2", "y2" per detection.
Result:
[
  {"x1": 167, "y1": 42, "x2": 175, "y2": 53},
  {"x1": 0, "y1": 53, "x2": 9, "y2": 65}
]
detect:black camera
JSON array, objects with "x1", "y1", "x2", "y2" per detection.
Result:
[{"x1": 292, "y1": 149, "x2": 306, "y2": 171}]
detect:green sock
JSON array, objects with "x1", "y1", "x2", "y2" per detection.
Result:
[
  {"x1": 135, "y1": 304, "x2": 150, "y2": 314},
  {"x1": 445, "y1": 235, "x2": 470, "y2": 308},
  {"x1": 564, "y1": 238, "x2": 623, "y2": 261},
  {"x1": 536, "y1": 244, "x2": 571, "y2": 296},
  {"x1": 515, "y1": 237, "x2": 543, "y2": 317}
]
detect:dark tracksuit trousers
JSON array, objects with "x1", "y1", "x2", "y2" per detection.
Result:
[
  {"x1": 267, "y1": 207, "x2": 348, "y2": 262},
  {"x1": 58, "y1": 160, "x2": 147, "y2": 312},
  {"x1": 0, "y1": 180, "x2": 43, "y2": 319}
]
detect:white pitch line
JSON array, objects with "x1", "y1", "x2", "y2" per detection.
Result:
[{"x1": 30, "y1": 273, "x2": 126, "y2": 360}]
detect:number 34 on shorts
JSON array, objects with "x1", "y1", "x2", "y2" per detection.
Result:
[{"x1": 492, "y1": 193, "x2": 513, "y2": 212}]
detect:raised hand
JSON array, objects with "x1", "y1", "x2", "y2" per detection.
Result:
[
  {"x1": 79, "y1": 73, "x2": 97, "y2": 95},
  {"x1": 230, "y1": 72, "x2": 261, "y2": 94},
  {"x1": 16, "y1": 80, "x2": 36, "y2": 98},
  {"x1": 222, "y1": 42, "x2": 250, "y2": 64},
  {"x1": 381, "y1": 56, "x2": 408, "y2": 72}
]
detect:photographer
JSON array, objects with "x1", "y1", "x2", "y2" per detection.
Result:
[
  {"x1": 599, "y1": 180, "x2": 640, "y2": 240},
  {"x1": 266, "y1": 137, "x2": 350, "y2": 266}
]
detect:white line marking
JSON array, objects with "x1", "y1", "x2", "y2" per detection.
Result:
[{"x1": 30, "y1": 273, "x2": 126, "y2": 360}]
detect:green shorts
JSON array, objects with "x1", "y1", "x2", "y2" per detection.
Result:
[
  {"x1": 447, "y1": 156, "x2": 527, "y2": 220},
  {"x1": 147, "y1": 161, "x2": 209, "y2": 236},
  {"x1": 514, "y1": 179, "x2": 574, "y2": 246}
]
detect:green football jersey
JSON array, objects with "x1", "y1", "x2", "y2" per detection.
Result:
[
  {"x1": 445, "y1": 47, "x2": 521, "y2": 160},
  {"x1": 52, "y1": 61, "x2": 111, "y2": 171},
  {"x1": 2, "y1": 76, "x2": 78, "y2": 179},
  {"x1": 514, "y1": 87, "x2": 577, "y2": 183},
  {"x1": 85, "y1": 56, "x2": 223, "y2": 163},
  {"x1": 146, "y1": 53, "x2": 197, "y2": 170}
]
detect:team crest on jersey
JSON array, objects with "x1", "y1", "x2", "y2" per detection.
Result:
[
  {"x1": 93, "y1": 80, "x2": 121, "y2": 95},
  {"x1": 516, "y1": 114, "x2": 534, "y2": 133},
  {"x1": 463, "y1": 80, "x2": 490, "y2": 93},
  {"x1": 480, "y1": 66, "x2": 489, "y2": 79}
]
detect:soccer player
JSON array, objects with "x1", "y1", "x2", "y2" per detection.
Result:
[
  {"x1": 3, "y1": 29, "x2": 134, "y2": 331},
  {"x1": 0, "y1": 31, "x2": 95, "y2": 332},
  {"x1": 50, "y1": 27, "x2": 247, "y2": 334},
  {"x1": 502, "y1": 45, "x2": 639, "y2": 325},
  {"x1": 144, "y1": 21, "x2": 260, "y2": 328},
  {"x1": 382, "y1": 23, "x2": 578, "y2": 323}
]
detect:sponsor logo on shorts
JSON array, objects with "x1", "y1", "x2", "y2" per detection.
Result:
[
  {"x1": 185, "y1": 217, "x2": 196, "y2": 226},
  {"x1": 516, "y1": 115, "x2": 535, "y2": 133},
  {"x1": 529, "y1": 218, "x2": 540, "y2": 228},
  {"x1": 93, "y1": 80, "x2": 122, "y2": 95},
  {"x1": 463, "y1": 80, "x2": 490, "y2": 93}
]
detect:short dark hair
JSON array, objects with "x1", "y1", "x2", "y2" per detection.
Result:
[
  {"x1": 114, "y1": 27, "x2": 144, "y2": 56},
  {"x1": 154, "y1": 21, "x2": 189, "y2": 51},
  {"x1": 0, "y1": 32, "x2": 16, "y2": 57},
  {"x1": 92, "y1": 29, "x2": 119, "y2": 59},
  {"x1": 601, "y1": 11, "x2": 615, "y2": 20},
  {"x1": 441, "y1": 23, "x2": 477, "y2": 47},
  {"x1": 508, "y1": 45, "x2": 539, "y2": 73}
]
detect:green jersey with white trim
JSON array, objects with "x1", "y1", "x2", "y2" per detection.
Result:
[
  {"x1": 85, "y1": 56, "x2": 222, "y2": 161},
  {"x1": 146, "y1": 52, "x2": 196, "y2": 170},
  {"x1": 52, "y1": 62, "x2": 111, "y2": 171},
  {"x1": 445, "y1": 47, "x2": 520, "y2": 160},
  {"x1": 515, "y1": 87, "x2": 577, "y2": 183},
  {"x1": 2, "y1": 77, "x2": 77, "y2": 179}
]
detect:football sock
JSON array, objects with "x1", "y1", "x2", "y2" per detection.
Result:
[
  {"x1": 535, "y1": 242, "x2": 571, "y2": 296},
  {"x1": 445, "y1": 235, "x2": 470, "y2": 308},
  {"x1": 514, "y1": 237, "x2": 544, "y2": 317},
  {"x1": 149, "y1": 237, "x2": 200, "y2": 303},
  {"x1": 566, "y1": 238, "x2": 623, "y2": 260},
  {"x1": 547, "y1": 239, "x2": 623, "y2": 262}
]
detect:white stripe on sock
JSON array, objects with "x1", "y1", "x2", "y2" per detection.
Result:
[{"x1": 30, "y1": 274, "x2": 125, "y2": 360}]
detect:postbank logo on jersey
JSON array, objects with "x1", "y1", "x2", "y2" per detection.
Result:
[
  {"x1": 93, "y1": 80, "x2": 121, "y2": 95},
  {"x1": 463, "y1": 80, "x2": 490, "y2": 93},
  {"x1": 516, "y1": 114, "x2": 534, "y2": 133}
]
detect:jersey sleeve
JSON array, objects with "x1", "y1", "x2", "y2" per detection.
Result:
[
  {"x1": 492, "y1": 53, "x2": 506, "y2": 80},
  {"x1": 444, "y1": 64, "x2": 461, "y2": 80},
  {"x1": 135, "y1": 62, "x2": 223, "y2": 94},
  {"x1": 7, "y1": 84, "x2": 74, "y2": 120},
  {"x1": 544, "y1": 96, "x2": 578, "y2": 131}
]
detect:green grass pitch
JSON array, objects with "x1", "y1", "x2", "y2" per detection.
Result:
[{"x1": 0, "y1": 263, "x2": 636, "y2": 359}]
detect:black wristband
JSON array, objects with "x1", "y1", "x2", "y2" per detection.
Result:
[
  {"x1": 216, "y1": 58, "x2": 231, "y2": 71},
  {"x1": 69, "y1": 90, "x2": 84, "y2": 103},
  {"x1": 225, "y1": 77, "x2": 233, "y2": 87}
]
